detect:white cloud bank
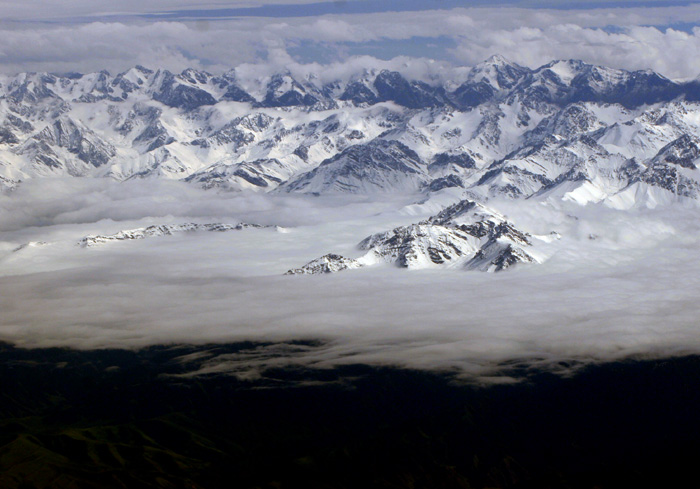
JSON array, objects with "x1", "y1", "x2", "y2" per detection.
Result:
[
  {"x1": 2, "y1": 5, "x2": 700, "y2": 79},
  {"x1": 1, "y1": 179, "x2": 699, "y2": 381}
]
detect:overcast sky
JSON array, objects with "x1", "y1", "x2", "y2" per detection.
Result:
[{"x1": 2, "y1": 0, "x2": 700, "y2": 78}]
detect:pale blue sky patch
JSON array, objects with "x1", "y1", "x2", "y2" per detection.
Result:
[
  {"x1": 12, "y1": 0, "x2": 700, "y2": 24},
  {"x1": 286, "y1": 40, "x2": 340, "y2": 64},
  {"x1": 138, "y1": 0, "x2": 700, "y2": 21},
  {"x1": 341, "y1": 37, "x2": 458, "y2": 62},
  {"x1": 644, "y1": 22, "x2": 700, "y2": 33},
  {"x1": 286, "y1": 36, "x2": 459, "y2": 64}
]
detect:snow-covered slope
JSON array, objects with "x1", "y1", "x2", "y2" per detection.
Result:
[
  {"x1": 288, "y1": 199, "x2": 550, "y2": 274},
  {"x1": 2, "y1": 57, "x2": 700, "y2": 204},
  {"x1": 280, "y1": 139, "x2": 429, "y2": 194}
]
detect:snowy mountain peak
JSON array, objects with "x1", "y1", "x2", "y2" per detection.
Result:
[
  {"x1": 280, "y1": 139, "x2": 428, "y2": 194},
  {"x1": 288, "y1": 197, "x2": 542, "y2": 275},
  {"x1": 179, "y1": 68, "x2": 212, "y2": 85},
  {"x1": 483, "y1": 54, "x2": 513, "y2": 66},
  {"x1": 286, "y1": 254, "x2": 362, "y2": 275},
  {"x1": 425, "y1": 199, "x2": 503, "y2": 227},
  {"x1": 541, "y1": 59, "x2": 590, "y2": 84},
  {"x1": 466, "y1": 55, "x2": 530, "y2": 91},
  {"x1": 651, "y1": 134, "x2": 700, "y2": 169}
]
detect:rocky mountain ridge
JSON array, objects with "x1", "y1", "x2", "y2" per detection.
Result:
[
  {"x1": 287, "y1": 199, "x2": 552, "y2": 274},
  {"x1": 2, "y1": 56, "x2": 700, "y2": 208},
  {"x1": 78, "y1": 222, "x2": 276, "y2": 247}
]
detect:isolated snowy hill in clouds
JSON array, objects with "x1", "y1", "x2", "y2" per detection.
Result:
[{"x1": 287, "y1": 199, "x2": 551, "y2": 274}]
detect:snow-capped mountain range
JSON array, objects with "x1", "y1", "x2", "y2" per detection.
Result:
[
  {"x1": 3, "y1": 56, "x2": 700, "y2": 273},
  {"x1": 78, "y1": 222, "x2": 278, "y2": 247}
]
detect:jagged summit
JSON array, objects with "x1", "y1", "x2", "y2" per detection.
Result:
[
  {"x1": 483, "y1": 54, "x2": 512, "y2": 66},
  {"x1": 280, "y1": 139, "x2": 428, "y2": 194},
  {"x1": 286, "y1": 254, "x2": 362, "y2": 275},
  {"x1": 287, "y1": 199, "x2": 545, "y2": 275},
  {"x1": 651, "y1": 134, "x2": 700, "y2": 169},
  {"x1": 466, "y1": 54, "x2": 529, "y2": 90}
]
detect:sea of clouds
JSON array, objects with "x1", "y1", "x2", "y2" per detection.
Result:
[{"x1": 1, "y1": 178, "x2": 699, "y2": 381}]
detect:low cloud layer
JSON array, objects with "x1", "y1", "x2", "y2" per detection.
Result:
[{"x1": 1, "y1": 180, "x2": 698, "y2": 381}]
